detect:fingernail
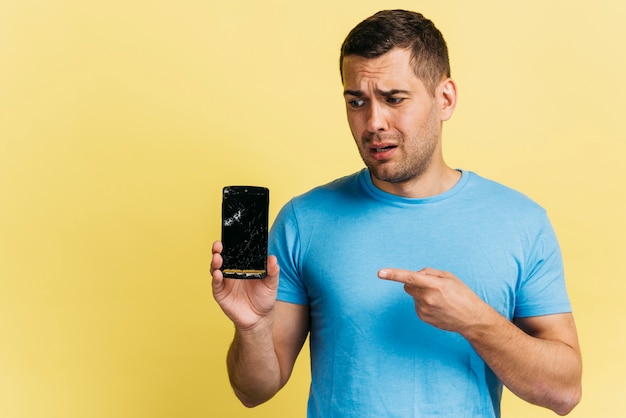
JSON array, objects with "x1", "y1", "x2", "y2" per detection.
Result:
[{"x1": 378, "y1": 269, "x2": 389, "y2": 278}]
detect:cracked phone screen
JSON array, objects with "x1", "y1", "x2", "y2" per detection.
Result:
[{"x1": 221, "y1": 186, "x2": 269, "y2": 279}]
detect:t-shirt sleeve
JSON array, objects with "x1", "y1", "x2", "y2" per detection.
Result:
[
  {"x1": 268, "y1": 201, "x2": 309, "y2": 305},
  {"x1": 514, "y1": 213, "x2": 572, "y2": 318}
]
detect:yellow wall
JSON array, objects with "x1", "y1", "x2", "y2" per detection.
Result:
[{"x1": 1, "y1": 1, "x2": 624, "y2": 417}]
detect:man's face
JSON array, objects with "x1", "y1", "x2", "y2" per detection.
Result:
[{"x1": 342, "y1": 48, "x2": 448, "y2": 193}]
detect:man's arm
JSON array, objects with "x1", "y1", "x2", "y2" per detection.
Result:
[
  {"x1": 464, "y1": 309, "x2": 581, "y2": 415},
  {"x1": 227, "y1": 301, "x2": 310, "y2": 407},
  {"x1": 211, "y1": 241, "x2": 310, "y2": 407},
  {"x1": 378, "y1": 267, "x2": 582, "y2": 416}
]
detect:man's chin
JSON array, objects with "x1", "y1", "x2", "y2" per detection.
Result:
[{"x1": 368, "y1": 166, "x2": 411, "y2": 185}]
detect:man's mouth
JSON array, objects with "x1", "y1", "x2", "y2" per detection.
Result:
[
  {"x1": 373, "y1": 146, "x2": 396, "y2": 152},
  {"x1": 369, "y1": 144, "x2": 397, "y2": 160}
]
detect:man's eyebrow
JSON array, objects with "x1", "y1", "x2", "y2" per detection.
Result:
[
  {"x1": 343, "y1": 89, "x2": 410, "y2": 97},
  {"x1": 343, "y1": 89, "x2": 363, "y2": 97},
  {"x1": 378, "y1": 89, "x2": 410, "y2": 96}
]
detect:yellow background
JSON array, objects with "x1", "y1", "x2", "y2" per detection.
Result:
[{"x1": 1, "y1": 1, "x2": 624, "y2": 417}]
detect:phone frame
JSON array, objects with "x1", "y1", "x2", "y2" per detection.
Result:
[{"x1": 221, "y1": 185, "x2": 269, "y2": 279}]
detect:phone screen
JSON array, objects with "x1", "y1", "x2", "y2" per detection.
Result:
[{"x1": 221, "y1": 186, "x2": 269, "y2": 279}]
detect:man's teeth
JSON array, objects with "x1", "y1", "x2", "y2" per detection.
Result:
[{"x1": 374, "y1": 146, "x2": 394, "y2": 152}]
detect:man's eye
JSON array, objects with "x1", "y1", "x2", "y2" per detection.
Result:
[
  {"x1": 387, "y1": 97, "x2": 404, "y2": 105},
  {"x1": 349, "y1": 99, "x2": 365, "y2": 108}
]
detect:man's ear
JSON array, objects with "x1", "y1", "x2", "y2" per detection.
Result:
[{"x1": 438, "y1": 78, "x2": 457, "y2": 121}]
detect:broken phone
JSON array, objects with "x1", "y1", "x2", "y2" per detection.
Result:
[{"x1": 221, "y1": 186, "x2": 269, "y2": 279}]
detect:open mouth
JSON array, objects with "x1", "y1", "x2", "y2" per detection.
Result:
[
  {"x1": 372, "y1": 145, "x2": 396, "y2": 152},
  {"x1": 369, "y1": 145, "x2": 397, "y2": 161}
]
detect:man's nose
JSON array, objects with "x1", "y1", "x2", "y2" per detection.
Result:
[{"x1": 366, "y1": 101, "x2": 388, "y2": 132}]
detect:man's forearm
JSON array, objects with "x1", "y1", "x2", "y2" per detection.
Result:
[
  {"x1": 227, "y1": 317, "x2": 282, "y2": 408},
  {"x1": 463, "y1": 308, "x2": 582, "y2": 416}
]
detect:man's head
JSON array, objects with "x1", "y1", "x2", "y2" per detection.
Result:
[
  {"x1": 340, "y1": 10, "x2": 458, "y2": 197},
  {"x1": 340, "y1": 9, "x2": 450, "y2": 95}
]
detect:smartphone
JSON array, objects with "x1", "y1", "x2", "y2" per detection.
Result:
[{"x1": 221, "y1": 186, "x2": 270, "y2": 279}]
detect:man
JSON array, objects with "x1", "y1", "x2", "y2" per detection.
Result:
[{"x1": 211, "y1": 9, "x2": 582, "y2": 417}]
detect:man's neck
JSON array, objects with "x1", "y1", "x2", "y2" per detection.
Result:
[{"x1": 371, "y1": 165, "x2": 461, "y2": 198}]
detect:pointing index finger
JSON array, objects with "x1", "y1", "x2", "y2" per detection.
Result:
[
  {"x1": 378, "y1": 268, "x2": 420, "y2": 285},
  {"x1": 378, "y1": 267, "x2": 445, "y2": 285}
]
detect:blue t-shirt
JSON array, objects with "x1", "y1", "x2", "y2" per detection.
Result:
[{"x1": 269, "y1": 169, "x2": 571, "y2": 418}]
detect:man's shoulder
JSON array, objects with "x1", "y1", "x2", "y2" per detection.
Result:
[
  {"x1": 464, "y1": 171, "x2": 547, "y2": 216},
  {"x1": 292, "y1": 170, "x2": 364, "y2": 203}
]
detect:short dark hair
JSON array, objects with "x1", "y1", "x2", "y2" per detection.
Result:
[{"x1": 340, "y1": 10, "x2": 451, "y2": 94}]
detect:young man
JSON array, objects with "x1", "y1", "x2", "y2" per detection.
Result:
[{"x1": 211, "y1": 10, "x2": 582, "y2": 417}]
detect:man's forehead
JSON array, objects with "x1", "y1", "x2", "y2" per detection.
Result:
[
  {"x1": 343, "y1": 49, "x2": 412, "y2": 70},
  {"x1": 342, "y1": 49, "x2": 416, "y2": 81},
  {"x1": 342, "y1": 55, "x2": 424, "y2": 94}
]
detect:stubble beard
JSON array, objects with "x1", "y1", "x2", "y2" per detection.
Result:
[
  {"x1": 360, "y1": 112, "x2": 440, "y2": 185},
  {"x1": 364, "y1": 136, "x2": 437, "y2": 184}
]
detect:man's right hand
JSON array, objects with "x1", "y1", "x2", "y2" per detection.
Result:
[
  {"x1": 212, "y1": 241, "x2": 309, "y2": 408},
  {"x1": 210, "y1": 241, "x2": 280, "y2": 330}
]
